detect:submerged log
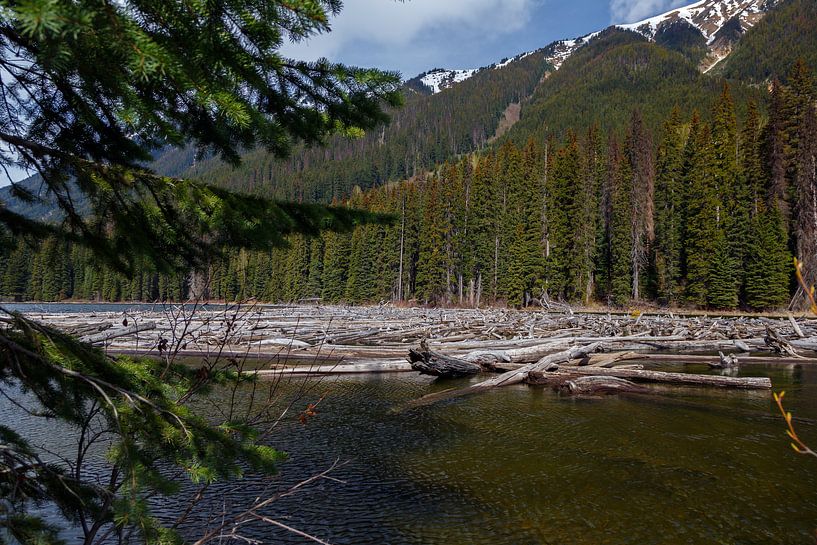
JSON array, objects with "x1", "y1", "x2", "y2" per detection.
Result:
[
  {"x1": 557, "y1": 376, "x2": 651, "y2": 396},
  {"x1": 526, "y1": 367, "x2": 771, "y2": 390}
]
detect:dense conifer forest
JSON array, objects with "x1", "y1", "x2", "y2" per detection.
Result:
[{"x1": 3, "y1": 60, "x2": 815, "y2": 311}]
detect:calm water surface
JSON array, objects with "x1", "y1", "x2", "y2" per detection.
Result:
[{"x1": 165, "y1": 365, "x2": 817, "y2": 545}]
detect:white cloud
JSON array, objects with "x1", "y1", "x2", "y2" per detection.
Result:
[
  {"x1": 281, "y1": 0, "x2": 535, "y2": 69},
  {"x1": 609, "y1": 0, "x2": 689, "y2": 24}
]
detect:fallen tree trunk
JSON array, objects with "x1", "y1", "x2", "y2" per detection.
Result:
[
  {"x1": 408, "y1": 345, "x2": 482, "y2": 378},
  {"x1": 526, "y1": 367, "x2": 771, "y2": 390},
  {"x1": 596, "y1": 353, "x2": 817, "y2": 366},
  {"x1": 554, "y1": 376, "x2": 651, "y2": 395},
  {"x1": 80, "y1": 322, "x2": 156, "y2": 344},
  {"x1": 256, "y1": 362, "x2": 414, "y2": 376},
  {"x1": 406, "y1": 343, "x2": 603, "y2": 408}
]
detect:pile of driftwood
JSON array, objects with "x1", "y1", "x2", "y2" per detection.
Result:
[
  {"x1": 10, "y1": 304, "x2": 817, "y2": 388},
  {"x1": 405, "y1": 341, "x2": 773, "y2": 407}
]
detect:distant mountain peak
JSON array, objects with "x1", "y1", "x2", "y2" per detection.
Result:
[
  {"x1": 618, "y1": 0, "x2": 773, "y2": 44},
  {"x1": 411, "y1": 0, "x2": 781, "y2": 94}
]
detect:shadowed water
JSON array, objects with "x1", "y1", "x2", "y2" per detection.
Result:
[{"x1": 158, "y1": 364, "x2": 817, "y2": 545}]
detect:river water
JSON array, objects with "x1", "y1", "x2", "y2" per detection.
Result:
[
  {"x1": 3, "y1": 304, "x2": 817, "y2": 543},
  {"x1": 171, "y1": 366, "x2": 817, "y2": 545}
]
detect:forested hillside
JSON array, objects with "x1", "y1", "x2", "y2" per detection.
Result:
[
  {"x1": 173, "y1": 50, "x2": 551, "y2": 202},
  {"x1": 4, "y1": 65, "x2": 815, "y2": 311},
  {"x1": 504, "y1": 28, "x2": 761, "y2": 145},
  {"x1": 718, "y1": 0, "x2": 817, "y2": 83},
  {"x1": 3, "y1": 0, "x2": 817, "y2": 309}
]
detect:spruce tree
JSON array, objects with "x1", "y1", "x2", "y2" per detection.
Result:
[
  {"x1": 653, "y1": 107, "x2": 686, "y2": 304},
  {"x1": 610, "y1": 138, "x2": 633, "y2": 307},
  {"x1": 573, "y1": 127, "x2": 602, "y2": 304},
  {"x1": 546, "y1": 133, "x2": 580, "y2": 299},
  {"x1": 683, "y1": 116, "x2": 720, "y2": 306},
  {"x1": 415, "y1": 176, "x2": 449, "y2": 304},
  {"x1": 711, "y1": 84, "x2": 745, "y2": 305},
  {"x1": 707, "y1": 229, "x2": 739, "y2": 309},
  {"x1": 745, "y1": 207, "x2": 791, "y2": 310},
  {"x1": 504, "y1": 141, "x2": 545, "y2": 306},
  {"x1": 321, "y1": 231, "x2": 351, "y2": 302}
]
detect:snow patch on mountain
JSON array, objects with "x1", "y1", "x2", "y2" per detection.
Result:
[{"x1": 420, "y1": 68, "x2": 479, "y2": 94}]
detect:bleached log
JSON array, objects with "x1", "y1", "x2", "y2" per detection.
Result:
[
  {"x1": 80, "y1": 322, "x2": 156, "y2": 344},
  {"x1": 407, "y1": 346, "x2": 482, "y2": 378},
  {"x1": 789, "y1": 314, "x2": 806, "y2": 338},
  {"x1": 254, "y1": 362, "x2": 413, "y2": 376},
  {"x1": 252, "y1": 338, "x2": 311, "y2": 348},
  {"x1": 407, "y1": 343, "x2": 603, "y2": 407},
  {"x1": 527, "y1": 367, "x2": 771, "y2": 390}
]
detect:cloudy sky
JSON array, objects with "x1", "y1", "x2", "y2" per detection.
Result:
[{"x1": 283, "y1": 0, "x2": 694, "y2": 78}]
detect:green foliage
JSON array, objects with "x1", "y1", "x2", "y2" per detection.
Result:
[
  {"x1": 745, "y1": 208, "x2": 791, "y2": 310},
  {"x1": 0, "y1": 0, "x2": 401, "y2": 273},
  {"x1": 0, "y1": 313, "x2": 285, "y2": 544},
  {"x1": 653, "y1": 108, "x2": 686, "y2": 303},
  {"x1": 654, "y1": 19, "x2": 709, "y2": 64},
  {"x1": 181, "y1": 51, "x2": 550, "y2": 202},
  {"x1": 0, "y1": 1, "x2": 403, "y2": 542},
  {"x1": 3, "y1": 73, "x2": 811, "y2": 311},
  {"x1": 505, "y1": 29, "x2": 759, "y2": 147}
]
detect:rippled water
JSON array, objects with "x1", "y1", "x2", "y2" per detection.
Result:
[
  {"x1": 4, "y1": 353, "x2": 817, "y2": 543},
  {"x1": 161, "y1": 364, "x2": 817, "y2": 545}
]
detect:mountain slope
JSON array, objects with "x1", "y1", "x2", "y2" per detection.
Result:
[
  {"x1": 503, "y1": 29, "x2": 760, "y2": 145},
  {"x1": 180, "y1": 50, "x2": 551, "y2": 201},
  {"x1": 717, "y1": 0, "x2": 817, "y2": 82}
]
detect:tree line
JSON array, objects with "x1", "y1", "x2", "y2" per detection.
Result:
[{"x1": 2, "y1": 61, "x2": 816, "y2": 310}]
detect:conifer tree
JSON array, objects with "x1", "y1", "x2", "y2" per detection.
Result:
[
  {"x1": 415, "y1": 176, "x2": 449, "y2": 303},
  {"x1": 707, "y1": 229, "x2": 739, "y2": 309},
  {"x1": 468, "y1": 154, "x2": 498, "y2": 305},
  {"x1": 653, "y1": 107, "x2": 686, "y2": 303},
  {"x1": 505, "y1": 141, "x2": 545, "y2": 305},
  {"x1": 546, "y1": 134, "x2": 580, "y2": 299},
  {"x1": 745, "y1": 207, "x2": 791, "y2": 310},
  {"x1": 572, "y1": 127, "x2": 602, "y2": 304},
  {"x1": 683, "y1": 116, "x2": 720, "y2": 306},
  {"x1": 609, "y1": 138, "x2": 633, "y2": 306},
  {"x1": 321, "y1": 231, "x2": 351, "y2": 302},
  {"x1": 306, "y1": 237, "x2": 325, "y2": 299},
  {"x1": 711, "y1": 84, "x2": 746, "y2": 304}
]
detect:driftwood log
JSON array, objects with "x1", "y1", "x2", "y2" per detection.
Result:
[
  {"x1": 552, "y1": 376, "x2": 651, "y2": 396},
  {"x1": 408, "y1": 340, "x2": 482, "y2": 378},
  {"x1": 526, "y1": 367, "x2": 771, "y2": 390},
  {"x1": 406, "y1": 344, "x2": 604, "y2": 407}
]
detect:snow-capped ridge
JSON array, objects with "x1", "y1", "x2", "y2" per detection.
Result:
[
  {"x1": 617, "y1": 0, "x2": 772, "y2": 44},
  {"x1": 411, "y1": 0, "x2": 778, "y2": 95}
]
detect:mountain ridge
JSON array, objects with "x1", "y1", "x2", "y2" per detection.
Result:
[{"x1": 413, "y1": 0, "x2": 779, "y2": 94}]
